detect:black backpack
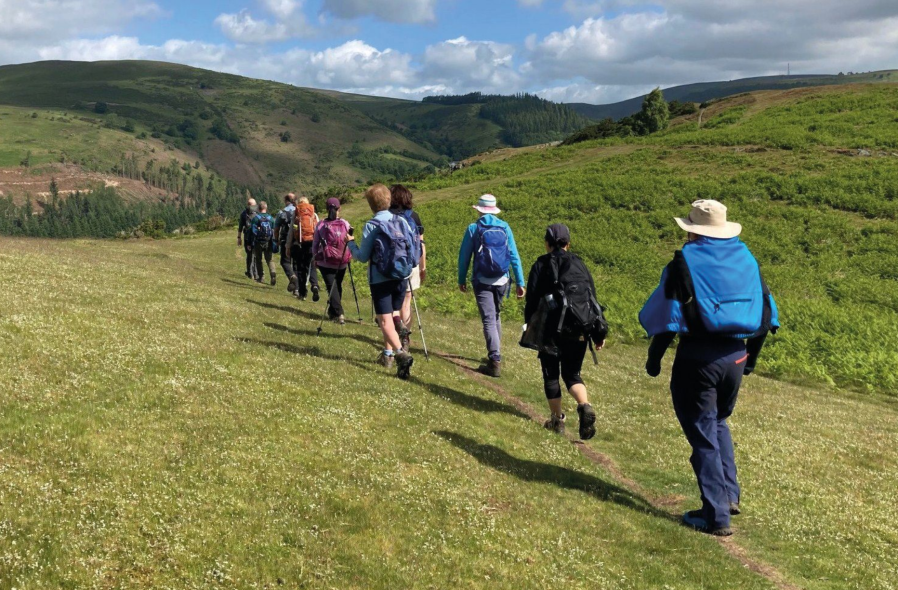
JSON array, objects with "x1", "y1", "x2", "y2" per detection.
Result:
[{"x1": 551, "y1": 253, "x2": 609, "y2": 345}]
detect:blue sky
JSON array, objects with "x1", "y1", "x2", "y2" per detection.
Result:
[{"x1": 1, "y1": 0, "x2": 897, "y2": 104}]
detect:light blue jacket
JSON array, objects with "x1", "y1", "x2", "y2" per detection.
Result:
[
  {"x1": 349, "y1": 210, "x2": 414, "y2": 285},
  {"x1": 458, "y1": 214, "x2": 526, "y2": 287}
]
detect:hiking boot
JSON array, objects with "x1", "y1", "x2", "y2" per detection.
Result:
[
  {"x1": 287, "y1": 275, "x2": 298, "y2": 294},
  {"x1": 312, "y1": 286, "x2": 321, "y2": 303},
  {"x1": 245, "y1": 271, "x2": 252, "y2": 279},
  {"x1": 396, "y1": 323, "x2": 412, "y2": 352},
  {"x1": 255, "y1": 278, "x2": 263, "y2": 284},
  {"x1": 477, "y1": 359, "x2": 501, "y2": 378},
  {"x1": 395, "y1": 351, "x2": 414, "y2": 380},
  {"x1": 730, "y1": 502, "x2": 741, "y2": 516},
  {"x1": 682, "y1": 510, "x2": 733, "y2": 537},
  {"x1": 270, "y1": 274, "x2": 277, "y2": 287},
  {"x1": 544, "y1": 413, "x2": 565, "y2": 435},
  {"x1": 377, "y1": 351, "x2": 395, "y2": 369},
  {"x1": 577, "y1": 403, "x2": 597, "y2": 441}
]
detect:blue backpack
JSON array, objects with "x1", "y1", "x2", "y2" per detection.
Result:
[
  {"x1": 372, "y1": 215, "x2": 420, "y2": 281},
  {"x1": 253, "y1": 213, "x2": 274, "y2": 243},
  {"x1": 400, "y1": 209, "x2": 423, "y2": 260},
  {"x1": 473, "y1": 221, "x2": 511, "y2": 278}
]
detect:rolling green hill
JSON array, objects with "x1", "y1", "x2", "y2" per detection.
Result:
[
  {"x1": 0, "y1": 60, "x2": 443, "y2": 194},
  {"x1": 568, "y1": 70, "x2": 898, "y2": 120},
  {"x1": 0, "y1": 61, "x2": 591, "y2": 199}
]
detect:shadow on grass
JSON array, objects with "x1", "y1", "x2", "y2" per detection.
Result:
[
  {"x1": 411, "y1": 377, "x2": 529, "y2": 420},
  {"x1": 264, "y1": 322, "x2": 383, "y2": 348},
  {"x1": 435, "y1": 430, "x2": 673, "y2": 520},
  {"x1": 221, "y1": 277, "x2": 266, "y2": 290},
  {"x1": 236, "y1": 337, "x2": 371, "y2": 372},
  {"x1": 246, "y1": 299, "x2": 321, "y2": 321}
]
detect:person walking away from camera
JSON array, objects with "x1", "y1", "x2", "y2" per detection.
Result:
[
  {"x1": 250, "y1": 201, "x2": 278, "y2": 286},
  {"x1": 346, "y1": 184, "x2": 418, "y2": 380},
  {"x1": 275, "y1": 193, "x2": 298, "y2": 294},
  {"x1": 639, "y1": 200, "x2": 779, "y2": 537},
  {"x1": 390, "y1": 184, "x2": 426, "y2": 352},
  {"x1": 288, "y1": 197, "x2": 321, "y2": 302},
  {"x1": 313, "y1": 198, "x2": 352, "y2": 325},
  {"x1": 523, "y1": 224, "x2": 605, "y2": 440},
  {"x1": 238, "y1": 198, "x2": 258, "y2": 279},
  {"x1": 458, "y1": 194, "x2": 526, "y2": 378}
]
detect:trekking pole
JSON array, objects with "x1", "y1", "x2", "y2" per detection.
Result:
[
  {"x1": 408, "y1": 279, "x2": 430, "y2": 361},
  {"x1": 346, "y1": 260, "x2": 363, "y2": 324},
  {"x1": 317, "y1": 240, "x2": 351, "y2": 337}
]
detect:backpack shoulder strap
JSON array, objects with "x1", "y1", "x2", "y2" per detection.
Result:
[{"x1": 666, "y1": 250, "x2": 704, "y2": 334}]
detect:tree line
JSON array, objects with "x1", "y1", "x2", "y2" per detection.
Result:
[
  {"x1": 562, "y1": 88, "x2": 698, "y2": 145},
  {"x1": 0, "y1": 158, "x2": 261, "y2": 238},
  {"x1": 425, "y1": 92, "x2": 592, "y2": 148}
]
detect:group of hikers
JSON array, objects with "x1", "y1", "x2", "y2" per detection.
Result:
[{"x1": 237, "y1": 186, "x2": 779, "y2": 537}]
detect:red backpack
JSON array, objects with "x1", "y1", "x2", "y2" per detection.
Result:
[{"x1": 315, "y1": 218, "x2": 352, "y2": 267}]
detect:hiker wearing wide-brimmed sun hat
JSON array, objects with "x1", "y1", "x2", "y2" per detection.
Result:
[
  {"x1": 638, "y1": 199, "x2": 780, "y2": 537},
  {"x1": 458, "y1": 194, "x2": 525, "y2": 378}
]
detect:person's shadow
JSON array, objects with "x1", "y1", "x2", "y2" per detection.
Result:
[
  {"x1": 435, "y1": 431, "x2": 672, "y2": 519},
  {"x1": 236, "y1": 337, "x2": 372, "y2": 371},
  {"x1": 410, "y1": 377, "x2": 529, "y2": 420},
  {"x1": 246, "y1": 298, "x2": 321, "y2": 321},
  {"x1": 264, "y1": 322, "x2": 383, "y2": 348}
]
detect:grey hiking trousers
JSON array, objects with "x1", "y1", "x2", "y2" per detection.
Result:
[
  {"x1": 475, "y1": 282, "x2": 510, "y2": 362},
  {"x1": 253, "y1": 242, "x2": 278, "y2": 281}
]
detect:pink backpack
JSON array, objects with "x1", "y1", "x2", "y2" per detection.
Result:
[{"x1": 315, "y1": 218, "x2": 352, "y2": 267}]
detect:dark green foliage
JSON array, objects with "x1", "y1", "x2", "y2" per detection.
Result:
[
  {"x1": 280, "y1": 131, "x2": 291, "y2": 143},
  {"x1": 424, "y1": 93, "x2": 591, "y2": 147},
  {"x1": 209, "y1": 117, "x2": 239, "y2": 143},
  {"x1": 562, "y1": 118, "x2": 633, "y2": 145},
  {"x1": 123, "y1": 119, "x2": 136, "y2": 133},
  {"x1": 94, "y1": 102, "x2": 108, "y2": 114},
  {"x1": 668, "y1": 100, "x2": 698, "y2": 117},
  {"x1": 347, "y1": 143, "x2": 440, "y2": 182},
  {"x1": 640, "y1": 88, "x2": 669, "y2": 134},
  {"x1": 311, "y1": 112, "x2": 321, "y2": 123}
]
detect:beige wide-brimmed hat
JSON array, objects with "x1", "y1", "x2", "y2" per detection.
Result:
[{"x1": 675, "y1": 200, "x2": 742, "y2": 239}]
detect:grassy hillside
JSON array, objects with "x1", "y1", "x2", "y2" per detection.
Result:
[
  {"x1": 568, "y1": 70, "x2": 898, "y2": 120},
  {"x1": 0, "y1": 231, "x2": 895, "y2": 589},
  {"x1": 377, "y1": 84, "x2": 898, "y2": 395},
  {"x1": 0, "y1": 60, "x2": 441, "y2": 193}
]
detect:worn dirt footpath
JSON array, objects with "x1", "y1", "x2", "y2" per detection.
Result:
[{"x1": 434, "y1": 350, "x2": 804, "y2": 590}]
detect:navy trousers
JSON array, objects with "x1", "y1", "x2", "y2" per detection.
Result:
[{"x1": 671, "y1": 338, "x2": 747, "y2": 529}]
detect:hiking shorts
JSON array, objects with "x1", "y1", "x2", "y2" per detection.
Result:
[
  {"x1": 371, "y1": 280, "x2": 408, "y2": 315},
  {"x1": 408, "y1": 266, "x2": 422, "y2": 291}
]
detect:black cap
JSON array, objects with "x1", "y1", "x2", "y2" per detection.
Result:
[{"x1": 545, "y1": 223, "x2": 571, "y2": 247}]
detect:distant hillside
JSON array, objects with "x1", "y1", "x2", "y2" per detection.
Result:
[
  {"x1": 0, "y1": 61, "x2": 591, "y2": 196},
  {"x1": 0, "y1": 60, "x2": 444, "y2": 194},
  {"x1": 317, "y1": 91, "x2": 590, "y2": 160},
  {"x1": 568, "y1": 71, "x2": 898, "y2": 120}
]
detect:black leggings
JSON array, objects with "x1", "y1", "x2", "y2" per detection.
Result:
[{"x1": 539, "y1": 338, "x2": 588, "y2": 400}]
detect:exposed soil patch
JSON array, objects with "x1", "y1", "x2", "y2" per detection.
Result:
[
  {"x1": 202, "y1": 140, "x2": 263, "y2": 186},
  {"x1": 0, "y1": 164, "x2": 170, "y2": 208}
]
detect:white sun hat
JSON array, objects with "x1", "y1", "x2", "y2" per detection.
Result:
[
  {"x1": 675, "y1": 199, "x2": 742, "y2": 239},
  {"x1": 473, "y1": 194, "x2": 501, "y2": 215}
]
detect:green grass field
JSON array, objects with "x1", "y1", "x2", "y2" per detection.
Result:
[{"x1": 0, "y1": 230, "x2": 895, "y2": 589}]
